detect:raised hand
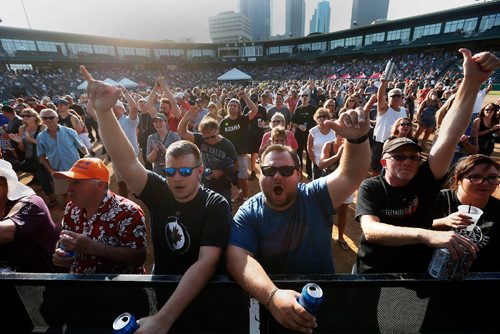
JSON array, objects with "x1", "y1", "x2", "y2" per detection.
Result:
[
  {"x1": 460, "y1": 48, "x2": 500, "y2": 84},
  {"x1": 327, "y1": 95, "x2": 376, "y2": 140},
  {"x1": 183, "y1": 106, "x2": 202, "y2": 122},
  {"x1": 80, "y1": 65, "x2": 122, "y2": 113}
]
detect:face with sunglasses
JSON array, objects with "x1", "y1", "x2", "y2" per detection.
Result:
[
  {"x1": 396, "y1": 119, "x2": 412, "y2": 136},
  {"x1": 164, "y1": 154, "x2": 202, "y2": 202},
  {"x1": 40, "y1": 111, "x2": 59, "y2": 130},
  {"x1": 259, "y1": 150, "x2": 300, "y2": 211},
  {"x1": 201, "y1": 129, "x2": 219, "y2": 143},
  {"x1": 382, "y1": 146, "x2": 422, "y2": 185}
]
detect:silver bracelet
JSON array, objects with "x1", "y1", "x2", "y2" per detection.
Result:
[{"x1": 265, "y1": 287, "x2": 279, "y2": 308}]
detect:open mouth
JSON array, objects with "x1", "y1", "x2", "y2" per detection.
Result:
[{"x1": 273, "y1": 185, "x2": 283, "y2": 196}]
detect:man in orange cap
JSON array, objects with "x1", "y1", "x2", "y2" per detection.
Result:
[{"x1": 51, "y1": 157, "x2": 147, "y2": 274}]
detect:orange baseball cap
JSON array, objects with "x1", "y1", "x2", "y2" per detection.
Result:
[{"x1": 52, "y1": 158, "x2": 110, "y2": 184}]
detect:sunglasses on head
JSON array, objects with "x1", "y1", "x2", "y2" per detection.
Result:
[
  {"x1": 261, "y1": 165, "x2": 297, "y2": 177},
  {"x1": 42, "y1": 116, "x2": 56, "y2": 120},
  {"x1": 163, "y1": 166, "x2": 200, "y2": 177}
]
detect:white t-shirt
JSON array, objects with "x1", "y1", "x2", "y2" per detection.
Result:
[
  {"x1": 309, "y1": 125, "x2": 336, "y2": 165},
  {"x1": 118, "y1": 114, "x2": 140, "y2": 154},
  {"x1": 373, "y1": 106, "x2": 407, "y2": 143}
]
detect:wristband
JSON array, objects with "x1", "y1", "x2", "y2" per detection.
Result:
[
  {"x1": 265, "y1": 287, "x2": 279, "y2": 308},
  {"x1": 346, "y1": 134, "x2": 369, "y2": 144}
]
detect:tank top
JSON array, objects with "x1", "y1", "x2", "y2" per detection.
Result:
[{"x1": 373, "y1": 106, "x2": 407, "y2": 143}]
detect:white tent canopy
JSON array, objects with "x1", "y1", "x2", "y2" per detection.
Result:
[
  {"x1": 118, "y1": 78, "x2": 139, "y2": 88},
  {"x1": 76, "y1": 81, "x2": 88, "y2": 90},
  {"x1": 104, "y1": 78, "x2": 119, "y2": 86},
  {"x1": 217, "y1": 68, "x2": 252, "y2": 81}
]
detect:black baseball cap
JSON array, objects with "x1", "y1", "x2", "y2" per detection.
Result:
[{"x1": 382, "y1": 137, "x2": 422, "y2": 155}]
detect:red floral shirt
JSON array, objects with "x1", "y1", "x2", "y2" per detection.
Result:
[{"x1": 62, "y1": 190, "x2": 147, "y2": 274}]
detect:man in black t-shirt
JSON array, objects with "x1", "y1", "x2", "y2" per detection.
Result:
[
  {"x1": 291, "y1": 89, "x2": 316, "y2": 179},
  {"x1": 354, "y1": 48, "x2": 499, "y2": 274},
  {"x1": 219, "y1": 92, "x2": 258, "y2": 202},
  {"x1": 178, "y1": 109, "x2": 238, "y2": 207},
  {"x1": 244, "y1": 93, "x2": 267, "y2": 180},
  {"x1": 81, "y1": 66, "x2": 232, "y2": 333}
]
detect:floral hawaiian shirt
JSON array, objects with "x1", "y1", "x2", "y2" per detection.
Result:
[{"x1": 62, "y1": 190, "x2": 147, "y2": 274}]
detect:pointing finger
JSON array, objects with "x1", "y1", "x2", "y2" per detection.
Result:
[{"x1": 80, "y1": 65, "x2": 94, "y2": 82}]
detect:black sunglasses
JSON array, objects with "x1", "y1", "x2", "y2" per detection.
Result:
[
  {"x1": 21, "y1": 114, "x2": 34, "y2": 118},
  {"x1": 202, "y1": 134, "x2": 217, "y2": 140},
  {"x1": 261, "y1": 166, "x2": 297, "y2": 177},
  {"x1": 399, "y1": 122, "x2": 411, "y2": 126},
  {"x1": 163, "y1": 166, "x2": 200, "y2": 177},
  {"x1": 390, "y1": 95, "x2": 402, "y2": 98},
  {"x1": 42, "y1": 116, "x2": 57, "y2": 120}
]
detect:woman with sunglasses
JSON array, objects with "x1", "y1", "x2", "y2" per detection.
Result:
[
  {"x1": 307, "y1": 108, "x2": 336, "y2": 180},
  {"x1": 8, "y1": 108, "x2": 57, "y2": 207},
  {"x1": 473, "y1": 103, "x2": 499, "y2": 156},
  {"x1": 323, "y1": 99, "x2": 338, "y2": 120},
  {"x1": 432, "y1": 154, "x2": 500, "y2": 271},
  {"x1": 388, "y1": 117, "x2": 417, "y2": 142}
]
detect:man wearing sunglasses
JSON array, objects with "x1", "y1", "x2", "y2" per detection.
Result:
[
  {"x1": 37, "y1": 108, "x2": 88, "y2": 197},
  {"x1": 371, "y1": 71, "x2": 410, "y2": 175},
  {"x1": 80, "y1": 66, "x2": 231, "y2": 333},
  {"x1": 227, "y1": 95, "x2": 377, "y2": 332},
  {"x1": 177, "y1": 107, "x2": 238, "y2": 206},
  {"x1": 354, "y1": 49, "x2": 500, "y2": 275}
]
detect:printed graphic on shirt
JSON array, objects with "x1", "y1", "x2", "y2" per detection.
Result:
[{"x1": 164, "y1": 216, "x2": 190, "y2": 254}]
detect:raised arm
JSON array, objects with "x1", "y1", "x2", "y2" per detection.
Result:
[
  {"x1": 80, "y1": 65, "x2": 148, "y2": 195},
  {"x1": 240, "y1": 90, "x2": 258, "y2": 120},
  {"x1": 377, "y1": 79, "x2": 389, "y2": 115},
  {"x1": 429, "y1": 49, "x2": 500, "y2": 180},
  {"x1": 144, "y1": 78, "x2": 161, "y2": 118},
  {"x1": 177, "y1": 106, "x2": 202, "y2": 143},
  {"x1": 121, "y1": 87, "x2": 138, "y2": 120},
  {"x1": 158, "y1": 78, "x2": 182, "y2": 120},
  {"x1": 325, "y1": 95, "x2": 376, "y2": 208}
]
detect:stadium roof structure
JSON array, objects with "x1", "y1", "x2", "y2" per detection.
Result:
[{"x1": 217, "y1": 68, "x2": 252, "y2": 81}]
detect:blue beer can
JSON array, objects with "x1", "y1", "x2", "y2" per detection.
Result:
[
  {"x1": 297, "y1": 283, "x2": 324, "y2": 315},
  {"x1": 59, "y1": 243, "x2": 75, "y2": 258},
  {"x1": 113, "y1": 312, "x2": 139, "y2": 334}
]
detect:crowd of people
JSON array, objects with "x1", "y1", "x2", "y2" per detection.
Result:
[{"x1": 1, "y1": 48, "x2": 500, "y2": 333}]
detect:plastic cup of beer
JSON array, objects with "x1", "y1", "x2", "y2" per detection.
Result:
[{"x1": 457, "y1": 205, "x2": 483, "y2": 231}]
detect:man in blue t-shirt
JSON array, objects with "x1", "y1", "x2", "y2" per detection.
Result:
[{"x1": 227, "y1": 95, "x2": 377, "y2": 333}]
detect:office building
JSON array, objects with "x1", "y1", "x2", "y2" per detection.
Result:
[
  {"x1": 239, "y1": 0, "x2": 271, "y2": 41},
  {"x1": 310, "y1": 0, "x2": 331, "y2": 34},
  {"x1": 286, "y1": 0, "x2": 306, "y2": 37},
  {"x1": 209, "y1": 11, "x2": 253, "y2": 43},
  {"x1": 351, "y1": 0, "x2": 389, "y2": 28}
]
